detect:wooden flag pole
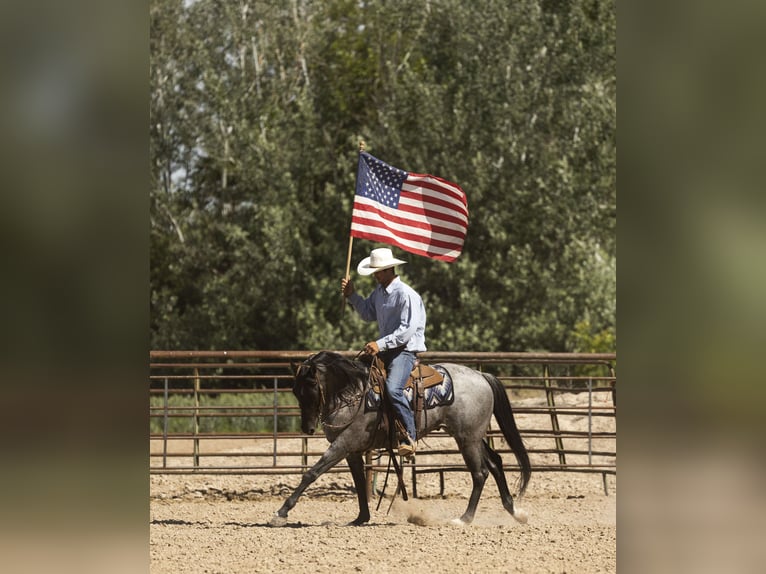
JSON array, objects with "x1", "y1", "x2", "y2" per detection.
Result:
[
  {"x1": 341, "y1": 140, "x2": 366, "y2": 318},
  {"x1": 344, "y1": 235, "x2": 354, "y2": 283}
]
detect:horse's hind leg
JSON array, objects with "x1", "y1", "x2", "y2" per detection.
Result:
[
  {"x1": 454, "y1": 439, "x2": 488, "y2": 524},
  {"x1": 346, "y1": 452, "x2": 370, "y2": 526},
  {"x1": 483, "y1": 440, "x2": 528, "y2": 524}
]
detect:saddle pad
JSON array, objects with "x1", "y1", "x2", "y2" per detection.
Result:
[{"x1": 364, "y1": 365, "x2": 454, "y2": 412}]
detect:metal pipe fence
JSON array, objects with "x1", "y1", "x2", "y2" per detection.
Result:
[{"x1": 150, "y1": 350, "x2": 616, "y2": 495}]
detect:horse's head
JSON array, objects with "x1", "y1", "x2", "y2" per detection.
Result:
[
  {"x1": 293, "y1": 351, "x2": 367, "y2": 435},
  {"x1": 292, "y1": 355, "x2": 327, "y2": 435}
]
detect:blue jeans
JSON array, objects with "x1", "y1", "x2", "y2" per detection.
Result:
[{"x1": 380, "y1": 349, "x2": 417, "y2": 442}]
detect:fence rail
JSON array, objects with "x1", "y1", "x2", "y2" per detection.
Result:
[{"x1": 149, "y1": 350, "x2": 616, "y2": 495}]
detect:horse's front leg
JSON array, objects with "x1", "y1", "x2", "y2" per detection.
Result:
[
  {"x1": 270, "y1": 443, "x2": 347, "y2": 526},
  {"x1": 346, "y1": 452, "x2": 370, "y2": 525}
]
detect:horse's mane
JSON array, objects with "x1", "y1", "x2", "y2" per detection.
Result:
[{"x1": 308, "y1": 351, "x2": 369, "y2": 396}]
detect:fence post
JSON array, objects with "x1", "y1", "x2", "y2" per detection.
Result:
[
  {"x1": 605, "y1": 362, "x2": 617, "y2": 495},
  {"x1": 588, "y1": 377, "x2": 593, "y2": 466},
  {"x1": 193, "y1": 368, "x2": 200, "y2": 469},
  {"x1": 163, "y1": 376, "x2": 169, "y2": 469},
  {"x1": 543, "y1": 364, "x2": 566, "y2": 466},
  {"x1": 273, "y1": 377, "x2": 278, "y2": 467},
  {"x1": 412, "y1": 459, "x2": 418, "y2": 499}
]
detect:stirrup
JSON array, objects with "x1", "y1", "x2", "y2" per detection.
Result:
[
  {"x1": 397, "y1": 443, "x2": 415, "y2": 457},
  {"x1": 397, "y1": 436, "x2": 416, "y2": 457}
]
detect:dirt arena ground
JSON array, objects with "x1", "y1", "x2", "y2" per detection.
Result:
[{"x1": 150, "y1": 392, "x2": 616, "y2": 573}]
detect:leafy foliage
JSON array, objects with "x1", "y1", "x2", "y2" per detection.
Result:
[{"x1": 150, "y1": 0, "x2": 615, "y2": 353}]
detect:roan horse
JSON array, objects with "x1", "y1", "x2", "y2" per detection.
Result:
[{"x1": 270, "y1": 351, "x2": 531, "y2": 526}]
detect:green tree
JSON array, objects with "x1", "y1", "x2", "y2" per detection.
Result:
[{"x1": 150, "y1": 0, "x2": 616, "y2": 354}]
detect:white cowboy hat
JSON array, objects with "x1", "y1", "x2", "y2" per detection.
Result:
[{"x1": 357, "y1": 247, "x2": 407, "y2": 276}]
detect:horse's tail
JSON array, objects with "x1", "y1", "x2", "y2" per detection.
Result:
[{"x1": 483, "y1": 372, "x2": 531, "y2": 497}]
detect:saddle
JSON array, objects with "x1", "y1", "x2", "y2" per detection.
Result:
[
  {"x1": 368, "y1": 357, "x2": 444, "y2": 443},
  {"x1": 369, "y1": 360, "x2": 444, "y2": 395}
]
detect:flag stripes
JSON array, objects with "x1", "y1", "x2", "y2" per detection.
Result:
[{"x1": 350, "y1": 152, "x2": 468, "y2": 262}]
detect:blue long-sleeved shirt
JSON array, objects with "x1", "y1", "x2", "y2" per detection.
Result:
[{"x1": 347, "y1": 276, "x2": 427, "y2": 353}]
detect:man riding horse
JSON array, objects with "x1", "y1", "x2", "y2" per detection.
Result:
[{"x1": 340, "y1": 247, "x2": 425, "y2": 457}]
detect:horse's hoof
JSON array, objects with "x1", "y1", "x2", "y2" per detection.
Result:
[
  {"x1": 269, "y1": 514, "x2": 288, "y2": 527},
  {"x1": 450, "y1": 517, "x2": 466, "y2": 526},
  {"x1": 513, "y1": 508, "x2": 529, "y2": 524}
]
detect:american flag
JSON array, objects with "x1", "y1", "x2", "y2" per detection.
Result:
[{"x1": 350, "y1": 152, "x2": 469, "y2": 262}]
